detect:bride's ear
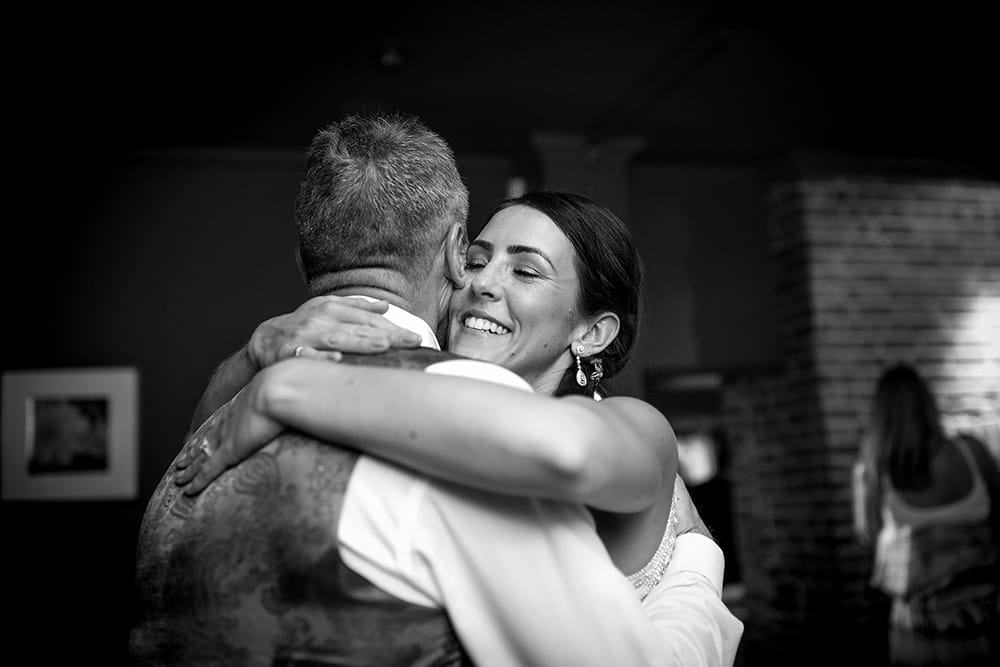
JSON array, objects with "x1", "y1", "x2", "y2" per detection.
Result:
[
  {"x1": 444, "y1": 222, "x2": 469, "y2": 288},
  {"x1": 578, "y1": 312, "x2": 620, "y2": 355}
]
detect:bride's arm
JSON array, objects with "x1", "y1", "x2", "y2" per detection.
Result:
[
  {"x1": 179, "y1": 357, "x2": 673, "y2": 513},
  {"x1": 187, "y1": 296, "x2": 422, "y2": 434}
]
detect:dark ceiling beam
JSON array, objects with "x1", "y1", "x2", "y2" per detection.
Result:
[{"x1": 587, "y1": 20, "x2": 734, "y2": 147}]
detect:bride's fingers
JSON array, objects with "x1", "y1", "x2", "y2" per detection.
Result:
[
  {"x1": 322, "y1": 325, "x2": 419, "y2": 353},
  {"x1": 174, "y1": 460, "x2": 198, "y2": 485},
  {"x1": 175, "y1": 449, "x2": 193, "y2": 470},
  {"x1": 387, "y1": 328, "x2": 423, "y2": 347},
  {"x1": 176, "y1": 433, "x2": 227, "y2": 494},
  {"x1": 174, "y1": 435, "x2": 208, "y2": 470},
  {"x1": 317, "y1": 301, "x2": 421, "y2": 341},
  {"x1": 353, "y1": 313, "x2": 422, "y2": 344},
  {"x1": 174, "y1": 436, "x2": 211, "y2": 482},
  {"x1": 182, "y1": 457, "x2": 227, "y2": 496}
]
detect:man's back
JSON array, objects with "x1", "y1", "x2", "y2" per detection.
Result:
[{"x1": 130, "y1": 348, "x2": 468, "y2": 666}]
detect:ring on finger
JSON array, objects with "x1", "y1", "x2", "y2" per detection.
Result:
[
  {"x1": 198, "y1": 438, "x2": 213, "y2": 458},
  {"x1": 293, "y1": 345, "x2": 304, "y2": 358}
]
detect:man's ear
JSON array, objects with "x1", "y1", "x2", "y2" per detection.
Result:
[
  {"x1": 444, "y1": 222, "x2": 469, "y2": 288},
  {"x1": 577, "y1": 312, "x2": 620, "y2": 356}
]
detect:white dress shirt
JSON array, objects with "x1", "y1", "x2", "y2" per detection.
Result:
[{"x1": 339, "y1": 299, "x2": 743, "y2": 666}]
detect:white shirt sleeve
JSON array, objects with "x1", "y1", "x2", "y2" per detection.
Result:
[
  {"x1": 340, "y1": 355, "x2": 743, "y2": 665},
  {"x1": 641, "y1": 534, "x2": 745, "y2": 667},
  {"x1": 415, "y1": 480, "x2": 678, "y2": 666}
]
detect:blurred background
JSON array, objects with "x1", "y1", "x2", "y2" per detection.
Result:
[{"x1": 3, "y1": 3, "x2": 998, "y2": 664}]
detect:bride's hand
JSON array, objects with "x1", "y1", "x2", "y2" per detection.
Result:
[
  {"x1": 248, "y1": 295, "x2": 423, "y2": 368},
  {"x1": 174, "y1": 372, "x2": 285, "y2": 495}
]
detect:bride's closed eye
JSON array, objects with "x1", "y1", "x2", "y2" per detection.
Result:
[
  {"x1": 465, "y1": 256, "x2": 489, "y2": 271},
  {"x1": 513, "y1": 266, "x2": 541, "y2": 280},
  {"x1": 466, "y1": 256, "x2": 540, "y2": 281}
]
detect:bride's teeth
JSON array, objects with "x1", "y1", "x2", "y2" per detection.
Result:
[{"x1": 464, "y1": 316, "x2": 509, "y2": 335}]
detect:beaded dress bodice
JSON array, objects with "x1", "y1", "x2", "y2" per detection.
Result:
[{"x1": 625, "y1": 488, "x2": 680, "y2": 600}]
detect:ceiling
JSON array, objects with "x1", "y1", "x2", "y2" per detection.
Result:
[{"x1": 19, "y1": 3, "x2": 1000, "y2": 171}]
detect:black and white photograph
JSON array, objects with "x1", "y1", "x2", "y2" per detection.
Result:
[
  {"x1": 4, "y1": 3, "x2": 998, "y2": 665},
  {"x1": 28, "y1": 397, "x2": 110, "y2": 474},
  {"x1": 2, "y1": 368, "x2": 138, "y2": 501}
]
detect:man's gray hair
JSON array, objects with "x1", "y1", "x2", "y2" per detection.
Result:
[{"x1": 295, "y1": 113, "x2": 469, "y2": 293}]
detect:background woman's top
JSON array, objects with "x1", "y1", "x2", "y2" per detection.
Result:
[{"x1": 870, "y1": 435, "x2": 998, "y2": 639}]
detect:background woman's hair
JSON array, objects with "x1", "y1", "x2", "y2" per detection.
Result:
[
  {"x1": 490, "y1": 191, "x2": 643, "y2": 397},
  {"x1": 869, "y1": 362, "x2": 945, "y2": 490}
]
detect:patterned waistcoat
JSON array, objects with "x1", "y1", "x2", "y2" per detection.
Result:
[{"x1": 130, "y1": 348, "x2": 470, "y2": 666}]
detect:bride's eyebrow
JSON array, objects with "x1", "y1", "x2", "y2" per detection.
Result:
[
  {"x1": 508, "y1": 244, "x2": 555, "y2": 269},
  {"x1": 469, "y1": 240, "x2": 555, "y2": 269}
]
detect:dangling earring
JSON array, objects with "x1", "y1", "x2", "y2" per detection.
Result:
[
  {"x1": 590, "y1": 358, "x2": 604, "y2": 400},
  {"x1": 590, "y1": 358, "x2": 604, "y2": 385},
  {"x1": 575, "y1": 345, "x2": 587, "y2": 387}
]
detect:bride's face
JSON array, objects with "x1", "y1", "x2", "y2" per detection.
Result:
[{"x1": 447, "y1": 204, "x2": 587, "y2": 393}]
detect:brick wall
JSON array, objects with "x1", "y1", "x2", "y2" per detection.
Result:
[{"x1": 724, "y1": 162, "x2": 1000, "y2": 664}]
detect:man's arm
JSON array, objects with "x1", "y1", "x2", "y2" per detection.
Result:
[
  {"x1": 637, "y1": 475, "x2": 742, "y2": 666},
  {"x1": 333, "y1": 363, "x2": 739, "y2": 665},
  {"x1": 641, "y1": 532, "x2": 743, "y2": 666},
  {"x1": 356, "y1": 371, "x2": 740, "y2": 666},
  {"x1": 417, "y1": 482, "x2": 738, "y2": 666}
]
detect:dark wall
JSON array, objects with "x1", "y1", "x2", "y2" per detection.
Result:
[
  {"x1": 4, "y1": 151, "x2": 304, "y2": 664},
  {"x1": 630, "y1": 163, "x2": 780, "y2": 374}
]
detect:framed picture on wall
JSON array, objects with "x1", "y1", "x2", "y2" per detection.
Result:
[{"x1": 2, "y1": 367, "x2": 139, "y2": 501}]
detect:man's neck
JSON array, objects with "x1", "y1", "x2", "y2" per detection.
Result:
[
  {"x1": 330, "y1": 286, "x2": 412, "y2": 311},
  {"x1": 311, "y1": 269, "x2": 440, "y2": 331}
]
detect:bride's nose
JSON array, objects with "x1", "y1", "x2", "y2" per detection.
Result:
[{"x1": 471, "y1": 267, "x2": 501, "y2": 301}]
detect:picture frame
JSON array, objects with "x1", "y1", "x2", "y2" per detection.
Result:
[{"x1": 2, "y1": 367, "x2": 139, "y2": 501}]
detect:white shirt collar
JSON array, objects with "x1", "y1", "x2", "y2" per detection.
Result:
[{"x1": 347, "y1": 295, "x2": 440, "y2": 350}]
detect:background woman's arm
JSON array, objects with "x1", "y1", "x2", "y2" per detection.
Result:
[{"x1": 852, "y1": 434, "x2": 882, "y2": 546}]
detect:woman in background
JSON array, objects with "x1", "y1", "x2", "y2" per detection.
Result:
[{"x1": 852, "y1": 363, "x2": 1000, "y2": 666}]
